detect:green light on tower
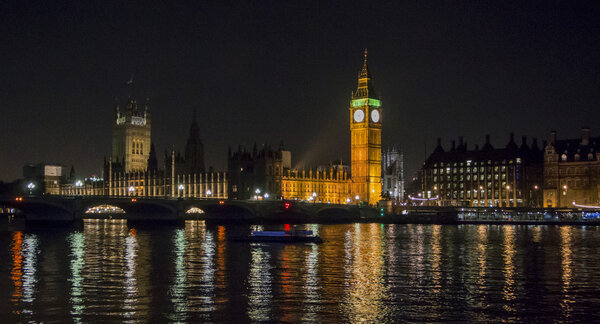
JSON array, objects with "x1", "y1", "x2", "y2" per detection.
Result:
[{"x1": 351, "y1": 98, "x2": 381, "y2": 108}]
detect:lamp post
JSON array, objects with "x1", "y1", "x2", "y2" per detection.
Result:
[
  {"x1": 178, "y1": 184, "x2": 184, "y2": 198},
  {"x1": 75, "y1": 180, "x2": 82, "y2": 196},
  {"x1": 255, "y1": 188, "x2": 260, "y2": 200},
  {"x1": 206, "y1": 189, "x2": 212, "y2": 198},
  {"x1": 128, "y1": 186, "x2": 135, "y2": 196},
  {"x1": 312, "y1": 192, "x2": 317, "y2": 203},
  {"x1": 533, "y1": 185, "x2": 540, "y2": 207},
  {"x1": 27, "y1": 182, "x2": 35, "y2": 195}
]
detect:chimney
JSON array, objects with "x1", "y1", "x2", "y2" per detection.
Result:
[
  {"x1": 582, "y1": 126, "x2": 590, "y2": 146},
  {"x1": 459, "y1": 136, "x2": 464, "y2": 147},
  {"x1": 551, "y1": 130, "x2": 557, "y2": 144},
  {"x1": 451, "y1": 140, "x2": 456, "y2": 151},
  {"x1": 485, "y1": 134, "x2": 490, "y2": 144}
]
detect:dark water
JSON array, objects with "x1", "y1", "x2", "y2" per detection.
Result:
[{"x1": 1, "y1": 220, "x2": 600, "y2": 323}]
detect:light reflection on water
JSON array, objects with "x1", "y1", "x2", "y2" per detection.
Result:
[
  {"x1": 2, "y1": 221, "x2": 600, "y2": 322},
  {"x1": 560, "y1": 226, "x2": 574, "y2": 319}
]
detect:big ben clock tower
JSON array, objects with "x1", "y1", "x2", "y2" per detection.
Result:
[{"x1": 350, "y1": 49, "x2": 382, "y2": 205}]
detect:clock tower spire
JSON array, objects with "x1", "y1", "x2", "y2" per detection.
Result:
[{"x1": 350, "y1": 49, "x2": 382, "y2": 205}]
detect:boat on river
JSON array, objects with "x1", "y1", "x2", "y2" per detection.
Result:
[{"x1": 232, "y1": 230, "x2": 323, "y2": 243}]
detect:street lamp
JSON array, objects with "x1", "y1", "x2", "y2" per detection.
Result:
[
  {"x1": 206, "y1": 189, "x2": 212, "y2": 197},
  {"x1": 312, "y1": 192, "x2": 317, "y2": 203},
  {"x1": 178, "y1": 184, "x2": 184, "y2": 197},
  {"x1": 128, "y1": 186, "x2": 135, "y2": 196},
  {"x1": 346, "y1": 198, "x2": 351, "y2": 204},
  {"x1": 27, "y1": 182, "x2": 35, "y2": 195},
  {"x1": 264, "y1": 193, "x2": 269, "y2": 199}
]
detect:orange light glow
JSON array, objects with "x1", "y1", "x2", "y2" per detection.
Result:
[{"x1": 11, "y1": 231, "x2": 23, "y2": 302}]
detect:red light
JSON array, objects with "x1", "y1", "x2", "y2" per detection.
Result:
[
  {"x1": 284, "y1": 224, "x2": 290, "y2": 231},
  {"x1": 15, "y1": 197, "x2": 23, "y2": 201},
  {"x1": 131, "y1": 198, "x2": 137, "y2": 202},
  {"x1": 284, "y1": 202, "x2": 290, "y2": 209},
  {"x1": 219, "y1": 200, "x2": 225, "y2": 205}
]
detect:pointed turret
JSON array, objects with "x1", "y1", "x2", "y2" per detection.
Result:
[
  {"x1": 352, "y1": 48, "x2": 378, "y2": 99},
  {"x1": 184, "y1": 110, "x2": 205, "y2": 173}
]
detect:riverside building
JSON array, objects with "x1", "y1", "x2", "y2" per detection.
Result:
[
  {"x1": 543, "y1": 127, "x2": 600, "y2": 208},
  {"x1": 420, "y1": 134, "x2": 543, "y2": 207}
]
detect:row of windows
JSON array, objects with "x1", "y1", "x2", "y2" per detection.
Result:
[
  {"x1": 432, "y1": 173, "x2": 514, "y2": 182},
  {"x1": 432, "y1": 181, "x2": 513, "y2": 190},
  {"x1": 546, "y1": 167, "x2": 594, "y2": 176},
  {"x1": 546, "y1": 179, "x2": 589, "y2": 188},
  {"x1": 433, "y1": 159, "x2": 518, "y2": 168},
  {"x1": 432, "y1": 165, "x2": 515, "y2": 175}
]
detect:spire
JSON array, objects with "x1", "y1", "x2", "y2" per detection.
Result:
[
  {"x1": 360, "y1": 48, "x2": 371, "y2": 79},
  {"x1": 353, "y1": 48, "x2": 377, "y2": 99},
  {"x1": 184, "y1": 110, "x2": 205, "y2": 173}
]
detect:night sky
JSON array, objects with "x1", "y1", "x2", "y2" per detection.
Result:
[{"x1": 1, "y1": 1, "x2": 599, "y2": 182}]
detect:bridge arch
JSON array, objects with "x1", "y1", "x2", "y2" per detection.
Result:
[
  {"x1": 79, "y1": 199, "x2": 179, "y2": 221},
  {"x1": 185, "y1": 206, "x2": 205, "y2": 214},
  {"x1": 0, "y1": 198, "x2": 74, "y2": 222},
  {"x1": 84, "y1": 204, "x2": 126, "y2": 215}
]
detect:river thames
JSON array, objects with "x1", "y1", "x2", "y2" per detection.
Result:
[{"x1": 2, "y1": 221, "x2": 600, "y2": 322}]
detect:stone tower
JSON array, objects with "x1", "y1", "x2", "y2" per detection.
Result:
[
  {"x1": 184, "y1": 111, "x2": 205, "y2": 174},
  {"x1": 350, "y1": 49, "x2": 382, "y2": 205},
  {"x1": 111, "y1": 96, "x2": 152, "y2": 173}
]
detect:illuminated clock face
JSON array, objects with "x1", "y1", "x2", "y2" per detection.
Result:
[
  {"x1": 353, "y1": 109, "x2": 365, "y2": 122},
  {"x1": 371, "y1": 109, "x2": 380, "y2": 123}
]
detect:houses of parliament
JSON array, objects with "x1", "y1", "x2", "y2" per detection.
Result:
[{"x1": 52, "y1": 51, "x2": 386, "y2": 206}]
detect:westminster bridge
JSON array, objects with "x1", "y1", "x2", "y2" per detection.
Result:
[
  {"x1": 3, "y1": 195, "x2": 600, "y2": 225},
  {"x1": 0, "y1": 195, "x2": 377, "y2": 224}
]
